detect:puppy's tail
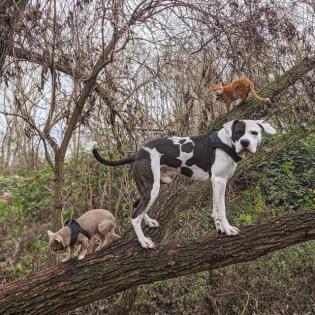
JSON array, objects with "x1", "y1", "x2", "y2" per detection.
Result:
[
  {"x1": 249, "y1": 82, "x2": 270, "y2": 103},
  {"x1": 92, "y1": 146, "x2": 135, "y2": 166}
]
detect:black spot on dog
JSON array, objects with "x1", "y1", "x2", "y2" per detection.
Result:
[
  {"x1": 185, "y1": 134, "x2": 209, "y2": 172},
  {"x1": 185, "y1": 157, "x2": 195, "y2": 166},
  {"x1": 145, "y1": 137, "x2": 182, "y2": 168},
  {"x1": 181, "y1": 167, "x2": 193, "y2": 177},
  {"x1": 181, "y1": 142, "x2": 194, "y2": 153},
  {"x1": 161, "y1": 156, "x2": 182, "y2": 168},
  {"x1": 179, "y1": 139, "x2": 186, "y2": 144},
  {"x1": 231, "y1": 120, "x2": 246, "y2": 142}
]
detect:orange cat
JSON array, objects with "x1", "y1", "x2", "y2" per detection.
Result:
[{"x1": 210, "y1": 77, "x2": 270, "y2": 111}]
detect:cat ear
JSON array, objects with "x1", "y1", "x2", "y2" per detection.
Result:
[
  {"x1": 47, "y1": 230, "x2": 54, "y2": 238},
  {"x1": 256, "y1": 120, "x2": 276, "y2": 134},
  {"x1": 223, "y1": 120, "x2": 237, "y2": 138}
]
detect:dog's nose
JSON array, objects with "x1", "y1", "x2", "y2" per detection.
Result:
[{"x1": 240, "y1": 139, "x2": 250, "y2": 148}]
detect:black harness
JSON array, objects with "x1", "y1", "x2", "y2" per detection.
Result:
[
  {"x1": 207, "y1": 129, "x2": 242, "y2": 177},
  {"x1": 64, "y1": 219, "x2": 90, "y2": 247}
]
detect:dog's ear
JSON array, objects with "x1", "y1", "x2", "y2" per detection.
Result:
[
  {"x1": 53, "y1": 234, "x2": 65, "y2": 248},
  {"x1": 55, "y1": 234, "x2": 64, "y2": 244},
  {"x1": 223, "y1": 120, "x2": 237, "y2": 138},
  {"x1": 256, "y1": 120, "x2": 276, "y2": 134},
  {"x1": 47, "y1": 230, "x2": 54, "y2": 238}
]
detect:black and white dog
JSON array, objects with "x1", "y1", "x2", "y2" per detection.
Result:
[{"x1": 93, "y1": 119, "x2": 276, "y2": 249}]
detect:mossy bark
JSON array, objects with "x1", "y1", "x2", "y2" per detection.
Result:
[{"x1": 0, "y1": 208, "x2": 314, "y2": 315}]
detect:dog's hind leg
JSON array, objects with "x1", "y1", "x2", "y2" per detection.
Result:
[
  {"x1": 131, "y1": 148, "x2": 161, "y2": 249},
  {"x1": 96, "y1": 220, "x2": 120, "y2": 250}
]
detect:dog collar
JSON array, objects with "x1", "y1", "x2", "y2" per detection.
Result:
[
  {"x1": 208, "y1": 129, "x2": 242, "y2": 176},
  {"x1": 64, "y1": 219, "x2": 90, "y2": 247}
]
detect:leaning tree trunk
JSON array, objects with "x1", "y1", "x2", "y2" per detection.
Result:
[{"x1": 0, "y1": 208, "x2": 314, "y2": 315}]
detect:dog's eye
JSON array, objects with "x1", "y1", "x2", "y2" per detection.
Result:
[{"x1": 251, "y1": 131, "x2": 258, "y2": 136}]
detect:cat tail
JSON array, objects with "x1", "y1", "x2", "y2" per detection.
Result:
[{"x1": 249, "y1": 82, "x2": 270, "y2": 103}]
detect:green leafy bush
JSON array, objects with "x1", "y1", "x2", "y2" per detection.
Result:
[{"x1": 0, "y1": 167, "x2": 53, "y2": 219}]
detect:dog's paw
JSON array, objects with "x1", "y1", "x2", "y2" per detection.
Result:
[
  {"x1": 147, "y1": 218, "x2": 160, "y2": 228},
  {"x1": 140, "y1": 237, "x2": 156, "y2": 249},
  {"x1": 215, "y1": 220, "x2": 240, "y2": 236},
  {"x1": 215, "y1": 220, "x2": 224, "y2": 233},
  {"x1": 224, "y1": 225, "x2": 240, "y2": 236}
]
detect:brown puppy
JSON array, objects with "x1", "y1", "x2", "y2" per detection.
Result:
[
  {"x1": 210, "y1": 77, "x2": 270, "y2": 111},
  {"x1": 48, "y1": 209, "x2": 120, "y2": 261}
]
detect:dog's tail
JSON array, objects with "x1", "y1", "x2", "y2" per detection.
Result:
[{"x1": 92, "y1": 146, "x2": 135, "y2": 166}]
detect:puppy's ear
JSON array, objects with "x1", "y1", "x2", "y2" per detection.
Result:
[
  {"x1": 55, "y1": 234, "x2": 64, "y2": 244},
  {"x1": 47, "y1": 230, "x2": 54, "y2": 238},
  {"x1": 223, "y1": 120, "x2": 237, "y2": 138},
  {"x1": 256, "y1": 120, "x2": 276, "y2": 134},
  {"x1": 52, "y1": 234, "x2": 66, "y2": 249}
]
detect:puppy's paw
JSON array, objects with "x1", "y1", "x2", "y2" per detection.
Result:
[{"x1": 140, "y1": 237, "x2": 156, "y2": 249}]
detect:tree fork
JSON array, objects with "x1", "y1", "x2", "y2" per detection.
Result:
[{"x1": 0, "y1": 208, "x2": 314, "y2": 315}]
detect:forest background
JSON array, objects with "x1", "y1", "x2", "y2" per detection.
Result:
[{"x1": 0, "y1": 1, "x2": 314, "y2": 314}]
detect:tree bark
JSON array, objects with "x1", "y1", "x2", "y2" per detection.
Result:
[{"x1": 0, "y1": 208, "x2": 314, "y2": 315}]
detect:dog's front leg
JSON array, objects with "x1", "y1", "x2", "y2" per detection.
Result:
[
  {"x1": 212, "y1": 176, "x2": 240, "y2": 236},
  {"x1": 77, "y1": 237, "x2": 89, "y2": 260},
  {"x1": 211, "y1": 192, "x2": 219, "y2": 231}
]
